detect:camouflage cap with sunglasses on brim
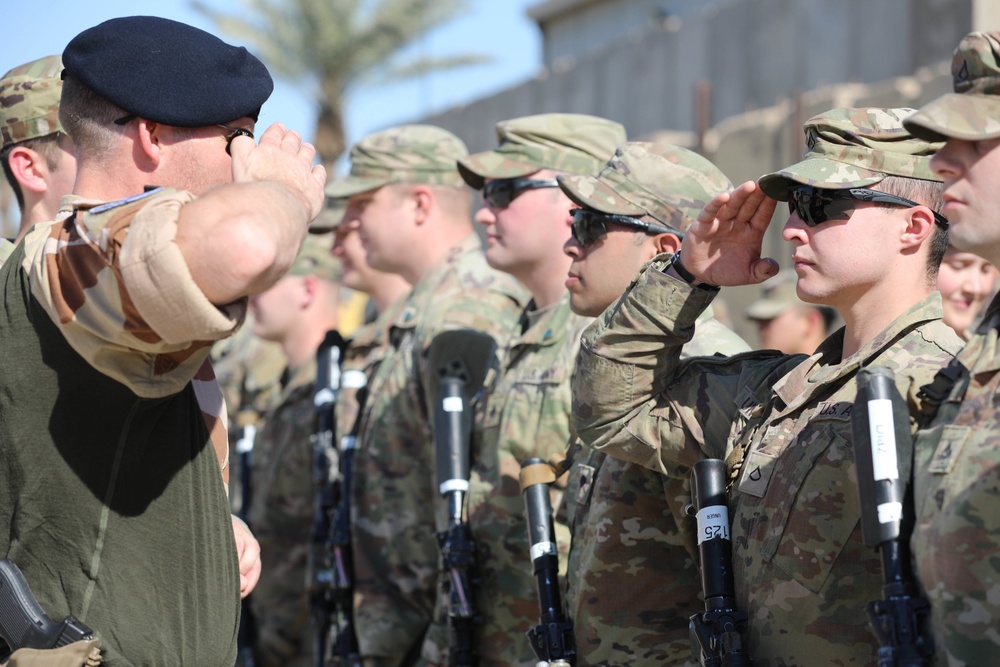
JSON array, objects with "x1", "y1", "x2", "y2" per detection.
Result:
[
  {"x1": 904, "y1": 31, "x2": 1000, "y2": 142},
  {"x1": 0, "y1": 55, "x2": 65, "y2": 151},
  {"x1": 326, "y1": 124, "x2": 468, "y2": 199},
  {"x1": 557, "y1": 141, "x2": 732, "y2": 234},
  {"x1": 759, "y1": 107, "x2": 943, "y2": 201},
  {"x1": 458, "y1": 113, "x2": 627, "y2": 190}
]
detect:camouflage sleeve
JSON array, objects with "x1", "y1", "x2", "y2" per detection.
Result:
[
  {"x1": 572, "y1": 256, "x2": 775, "y2": 477},
  {"x1": 22, "y1": 190, "x2": 246, "y2": 398}
]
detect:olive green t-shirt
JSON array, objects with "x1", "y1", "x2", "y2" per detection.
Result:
[{"x1": 0, "y1": 241, "x2": 241, "y2": 665}]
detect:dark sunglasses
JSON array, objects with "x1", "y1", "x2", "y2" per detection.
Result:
[
  {"x1": 482, "y1": 177, "x2": 560, "y2": 209},
  {"x1": 112, "y1": 114, "x2": 253, "y2": 156},
  {"x1": 570, "y1": 208, "x2": 677, "y2": 246},
  {"x1": 788, "y1": 186, "x2": 949, "y2": 229}
]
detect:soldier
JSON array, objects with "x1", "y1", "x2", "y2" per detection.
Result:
[
  {"x1": 0, "y1": 55, "x2": 76, "y2": 256},
  {"x1": 903, "y1": 30, "x2": 1000, "y2": 663},
  {"x1": 0, "y1": 16, "x2": 325, "y2": 666},
  {"x1": 444, "y1": 112, "x2": 625, "y2": 666},
  {"x1": 327, "y1": 125, "x2": 527, "y2": 667},
  {"x1": 557, "y1": 141, "x2": 749, "y2": 666},
  {"x1": 246, "y1": 234, "x2": 342, "y2": 667},
  {"x1": 744, "y1": 269, "x2": 837, "y2": 354},
  {"x1": 935, "y1": 244, "x2": 997, "y2": 340},
  {"x1": 328, "y1": 193, "x2": 412, "y2": 451},
  {"x1": 570, "y1": 108, "x2": 963, "y2": 665}
]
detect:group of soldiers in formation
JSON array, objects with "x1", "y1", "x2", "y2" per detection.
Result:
[{"x1": 1, "y1": 13, "x2": 999, "y2": 667}]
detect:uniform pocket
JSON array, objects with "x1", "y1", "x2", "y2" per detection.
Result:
[{"x1": 761, "y1": 426, "x2": 861, "y2": 595}]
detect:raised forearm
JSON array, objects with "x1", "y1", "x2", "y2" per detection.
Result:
[{"x1": 176, "y1": 181, "x2": 311, "y2": 304}]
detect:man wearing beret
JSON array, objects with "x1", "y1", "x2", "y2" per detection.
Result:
[
  {"x1": 330, "y1": 125, "x2": 527, "y2": 667},
  {"x1": 246, "y1": 234, "x2": 342, "y2": 667},
  {"x1": 0, "y1": 16, "x2": 325, "y2": 667},
  {"x1": 904, "y1": 31, "x2": 1000, "y2": 664},
  {"x1": 745, "y1": 269, "x2": 837, "y2": 354},
  {"x1": 435, "y1": 112, "x2": 624, "y2": 666},
  {"x1": 558, "y1": 141, "x2": 748, "y2": 666},
  {"x1": 571, "y1": 108, "x2": 962, "y2": 664},
  {"x1": 0, "y1": 55, "x2": 76, "y2": 259}
]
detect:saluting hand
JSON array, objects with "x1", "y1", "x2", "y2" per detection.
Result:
[
  {"x1": 229, "y1": 122, "x2": 328, "y2": 224},
  {"x1": 678, "y1": 180, "x2": 780, "y2": 286}
]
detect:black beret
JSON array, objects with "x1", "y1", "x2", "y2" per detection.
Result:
[{"x1": 63, "y1": 15, "x2": 273, "y2": 127}]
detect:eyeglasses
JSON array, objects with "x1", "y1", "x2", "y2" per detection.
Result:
[
  {"x1": 216, "y1": 124, "x2": 254, "y2": 155},
  {"x1": 111, "y1": 114, "x2": 253, "y2": 156},
  {"x1": 788, "y1": 186, "x2": 949, "y2": 229},
  {"x1": 570, "y1": 208, "x2": 676, "y2": 246},
  {"x1": 481, "y1": 177, "x2": 560, "y2": 209}
]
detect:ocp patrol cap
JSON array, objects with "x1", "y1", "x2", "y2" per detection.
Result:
[
  {"x1": 558, "y1": 141, "x2": 732, "y2": 234},
  {"x1": 326, "y1": 124, "x2": 468, "y2": 199},
  {"x1": 905, "y1": 31, "x2": 1000, "y2": 142},
  {"x1": 759, "y1": 107, "x2": 943, "y2": 201},
  {"x1": 458, "y1": 113, "x2": 627, "y2": 189},
  {"x1": 62, "y1": 16, "x2": 273, "y2": 127},
  {"x1": 0, "y1": 55, "x2": 64, "y2": 150}
]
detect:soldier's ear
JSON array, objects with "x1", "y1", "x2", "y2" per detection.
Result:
[
  {"x1": 411, "y1": 185, "x2": 433, "y2": 226},
  {"x1": 6, "y1": 145, "x2": 49, "y2": 194},
  {"x1": 652, "y1": 232, "x2": 682, "y2": 256},
  {"x1": 135, "y1": 119, "x2": 162, "y2": 167}
]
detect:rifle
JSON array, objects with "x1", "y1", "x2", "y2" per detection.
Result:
[
  {"x1": 519, "y1": 457, "x2": 575, "y2": 667},
  {"x1": 311, "y1": 330, "x2": 362, "y2": 667},
  {"x1": 234, "y1": 405, "x2": 260, "y2": 667},
  {"x1": 326, "y1": 372, "x2": 368, "y2": 667},
  {"x1": 687, "y1": 459, "x2": 753, "y2": 666},
  {"x1": 0, "y1": 559, "x2": 95, "y2": 658},
  {"x1": 851, "y1": 367, "x2": 935, "y2": 666},
  {"x1": 427, "y1": 330, "x2": 497, "y2": 667}
]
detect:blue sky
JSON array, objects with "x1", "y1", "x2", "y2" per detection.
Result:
[{"x1": 2, "y1": 0, "x2": 543, "y2": 173}]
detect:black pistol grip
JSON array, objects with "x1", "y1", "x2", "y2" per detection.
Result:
[{"x1": 0, "y1": 560, "x2": 93, "y2": 651}]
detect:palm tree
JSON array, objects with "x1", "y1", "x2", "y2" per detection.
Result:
[{"x1": 193, "y1": 0, "x2": 487, "y2": 169}]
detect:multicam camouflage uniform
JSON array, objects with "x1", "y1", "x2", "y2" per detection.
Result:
[
  {"x1": 448, "y1": 113, "x2": 626, "y2": 666},
  {"x1": 557, "y1": 142, "x2": 749, "y2": 666},
  {"x1": 244, "y1": 234, "x2": 341, "y2": 667},
  {"x1": 0, "y1": 54, "x2": 65, "y2": 265},
  {"x1": 565, "y1": 308, "x2": 747, "y2": 667},
  {"x1": 327, "y1": 126, "x2": 528, "y2": 667},
  {"x1": 0, "y1": 189, "x2": 240, "y2": 665},
  {"x1": 248, "y1": 360, "x2": 317, "y2": 667},
  {"x1": 571, "y1": 110, "x2": 964, "y2": 666},
  {"x1": 335, "y1": 296, "x2": 408, "y2": 451},
  {"x1": 465, "y1": 294, "x2": 589, "y2": 664},
  {"x1": 212, "y1": 324, "x2": 285, "y2": 514},
  {"x1": 904, "y1": 31, "x2": 1000, "y2": 664}
]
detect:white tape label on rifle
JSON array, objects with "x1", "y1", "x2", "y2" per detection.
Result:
[
  {"x1": 696, "y1": 506, "x2": 730, "y2": 544},
  {"x1": 877, "y1": 501, "x2": 903, "y2": 525},
  {"x1": 342, "y1": 370, "x2": 368, "y2": 389},
  {"x1": 530, "y1": 541, "x2": 557, "y2": 561},
  {"x1": 867, "y1": 398, "x2": 900, "y2": 481},
  {"x1": 443, "y1": 396, "x2": 464, "y2": 413}
]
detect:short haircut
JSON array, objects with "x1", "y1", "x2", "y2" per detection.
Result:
[
  {"x1": 1, "y1": 133, "x2": 66, "y2": 210},
  {"x1": 388, "y1": 182, "x2": 473, "y2": 222},
  {"x1": 869, "y1": 175, "x2": 947, "y2": 285},
  {"x1": 58, "y1": 76, "x2": 129, "y2": 162}
]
